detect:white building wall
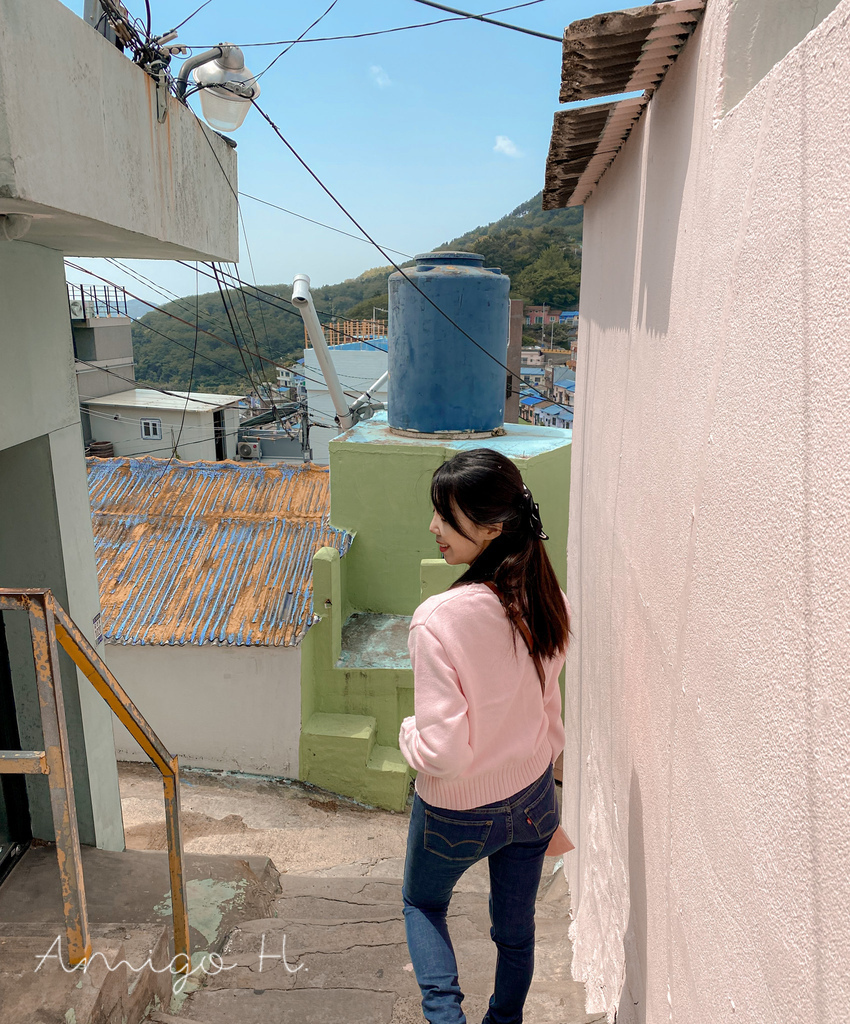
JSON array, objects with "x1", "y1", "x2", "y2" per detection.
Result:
[
  {"x1": 86, "y1": 404, "x2": 238, "y2": 461},
  {"x1": 303, "y1": 348, "x2": 388, "y2": 464},
  {"x1": 110, "y1": 644, "x2": 302, "y2": 778},
  {"x1": 565, "y1": 3, "x2": 850, "y2": 1022}
]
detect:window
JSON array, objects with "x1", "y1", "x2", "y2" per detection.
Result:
[
  {"x1": 534, "y1": 317, "x2": 543, "y2": 324},
  {"x1": 140, "y1": 418, "x2": 162, "y2": 440}
]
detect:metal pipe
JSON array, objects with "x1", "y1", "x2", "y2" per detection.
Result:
[
  {"x1": 349, "y1": 370, "x2": 389, "y2": 413},
  {"x1": 175, "y1": 45, "x2": 224, "y2": 100},
  {"x1": 291, "y1": 274, "x2": 353, "y2": 431}
]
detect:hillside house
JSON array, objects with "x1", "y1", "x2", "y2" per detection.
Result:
[{"x1": 82, "y1": 389, "x2": 243, "y2": 461}]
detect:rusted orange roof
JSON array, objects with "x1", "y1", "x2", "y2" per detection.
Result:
[{"x1": 87, "y1": 458, "x2": 351, "y2": 647}]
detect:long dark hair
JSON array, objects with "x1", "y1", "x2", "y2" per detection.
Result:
[{"x1": 430, "y1": 449, "x2": 570, "y2": 680}]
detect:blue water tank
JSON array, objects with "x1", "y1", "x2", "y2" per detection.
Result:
[{"x1": 388, "y1": 252, "x2": 510, "y2": 434}]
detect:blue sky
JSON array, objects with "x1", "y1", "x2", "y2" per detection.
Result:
[{"x1": 61, "y1": 0, "x2": 606, "y2": 302}]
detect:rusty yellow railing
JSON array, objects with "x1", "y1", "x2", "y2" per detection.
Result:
[{"x1": 0, "y1": 588, "x2": 189, "y2": 970}]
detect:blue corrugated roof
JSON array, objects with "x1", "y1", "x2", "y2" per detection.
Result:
[
  {"x1": 87, "y1": 458, "x2": 352, "y2": 648},
  {"x1": 552, "y1": 368, "x2": 576, "y2": 386},
  {"x1": 540, "y1": 404, "x2": 574, "y2": 420},
  {"x1": 521, "y1": 396, "x2": 547, "y2": 406}
]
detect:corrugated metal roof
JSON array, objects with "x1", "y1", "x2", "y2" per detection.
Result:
[
  {"x1": 88, "y1": 458, "x2": 351, "y2": 648},
  {"x1": 541, "y1": 404, "x2": 574, "y2": 419},
  {"x1": 544, "y1": 0, "x2": 706, "y2": 209},
  {"x1": 521, "y1": 396, "x2": 548, "y2": 406}
]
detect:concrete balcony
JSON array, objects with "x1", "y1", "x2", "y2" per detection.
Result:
[{"x1": 0, "y1": 0, "x2": 238, "y2": 261}]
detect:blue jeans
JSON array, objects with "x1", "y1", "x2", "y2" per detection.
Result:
[{"x1": 402, "y1": 765, "x2": 558, "y2": 1024}]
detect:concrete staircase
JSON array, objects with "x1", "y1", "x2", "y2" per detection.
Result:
[
  {"x1": 301, "y1": 711, "x2": 412, "y2": 811},
  {"x1": 0, "y1": 846, "x2": 282, "y2": 1024},
  {"x1": 143, "y1": 865, "x2": 604, "y2": 1024},
  {"x1": 0, "y1": 923, "x2": 172, "y2": 1024}
]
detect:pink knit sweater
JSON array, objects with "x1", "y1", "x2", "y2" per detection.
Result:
[{"x1": 398, "y1": 583, "x2": 568, "y2": 810}]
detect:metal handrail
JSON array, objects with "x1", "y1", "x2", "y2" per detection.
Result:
[{"x1": 0, "y1": 588, "x2": 189, "y2": 970}]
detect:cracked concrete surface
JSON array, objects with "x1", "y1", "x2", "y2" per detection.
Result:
[{"x1": 122, "y1": 763, "x2": 595, "y2": 1024}]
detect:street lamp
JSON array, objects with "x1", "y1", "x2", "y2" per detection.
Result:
[{"x1": 175, "y1": 44, "x2": 260, "y2": 132}]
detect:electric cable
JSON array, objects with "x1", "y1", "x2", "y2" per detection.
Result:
[
  {"x1": 69, "y1": 266, "x2": 377, "y2": 427},
  {"x1": 210, "y1": 262, "x2": 274, "y2": 407},
  {"x1": 238, "y1": 192, "x2": 412, "y2": 258},
  {"x1": 70, "y1": 262, "x2": 367, "y2": 401},
  {"x1": 196, "y1": 262, "x2": 392, "y2": 357},
  {"x1": 250, "y1": 0, "x2": 341, "y2": 86},
  {"x1": 184, "y1": 1, "x2": 552, "y2": 48},
  {"x1": 148, "y1": 262, "x2": 202, "y2": 491},
  {"x1": 249, "y1": 101, "x2": 575, "y2": 418},
  {"x1": 104, "y1": 256, "x2": 276, "y2": 361},
  {"x1": 408, "y1": 0, "x2": 560, "y2": 41},
  {"x1": 75, "y1": 358, "x2": 231, "y2": 406}
]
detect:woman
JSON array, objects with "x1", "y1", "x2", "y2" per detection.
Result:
[{"x1": 399, "y1": 448, "x2": 571, "y2": 1024}]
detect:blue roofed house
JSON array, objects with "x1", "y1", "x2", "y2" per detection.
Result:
[{"x1": 552, "y1": 367, "x2": 577, "y2": 409}]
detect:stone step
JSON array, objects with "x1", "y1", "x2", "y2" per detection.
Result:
[
  {"x1": 0, "y1": 924, "x2": 170, "y2": 1024},
  {"x1": 145, "y1": 872, "x2": 593, "y2": 1024},
  {"x1": 364, "y1": 744, "x2": 413, "y2": 811}
]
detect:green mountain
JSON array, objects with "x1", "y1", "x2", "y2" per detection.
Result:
[{"x1": 132, "y1": 192, "x2": 582, "y2": 392}]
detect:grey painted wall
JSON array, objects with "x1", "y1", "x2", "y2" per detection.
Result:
[{"x1": 0, "y1": 241, "x2": 123, "y2": 849}]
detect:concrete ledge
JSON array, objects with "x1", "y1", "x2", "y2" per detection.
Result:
[{"x1": 0, "y1": 0, "x2": 238, "y2": 259}]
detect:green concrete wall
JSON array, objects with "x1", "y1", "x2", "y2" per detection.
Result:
[
  {"x1": 299, "y1": 419, "x2": 571, "y2": 808},
  {"x1": 420, "y1": 559, "x2": 465, "y2": 602},
  {"x1": 329, "y1": 423, "x2": 571, "y2": 615}
]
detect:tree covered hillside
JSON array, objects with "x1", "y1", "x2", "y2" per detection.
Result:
[{"x1": 132, "y1": 192, "x2": 582, "y2": 391}]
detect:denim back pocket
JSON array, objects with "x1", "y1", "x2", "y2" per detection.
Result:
[
  {"x1": 523, "y1": 776, "x2": 559, "y2": 840},
  {"x1": 423, "y1": 809, "x2": 493, "y2": 862}
]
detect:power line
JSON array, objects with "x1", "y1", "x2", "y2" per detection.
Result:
[
  {"x1": 210, "y1": 261, "x2": 275, "y2": 408},
  {"x1": 75, "y1": 358, "x2": 235, "y2": 406},
  {"x1": 238, "y1": 192, "x2": 412, "y2": 258},
  {"x1": 251, "y1": 0, "x2": 341, "y2": 85},
  {"x1": 249, "y1": 101, "x2": 575, "y2": 418},
  {"x1": 148, "y1": 261, "x2": 202, "y2": 490},
  {"x1": 183, "y1": 1, "x2": 552, "y2": 48},
  {"x1": 65, "y1": 261, "x2": 281, "y2": 372},
  {"x1": 408, "y1": 0, "x2": 560, "y2": 41},
  {"x1": 67, "y1": 261, "x2": 369, "y2": 402}
]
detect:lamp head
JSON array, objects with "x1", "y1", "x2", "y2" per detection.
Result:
[{"x1": 192, "y1": 44, "x2": 260, "y2": 132}]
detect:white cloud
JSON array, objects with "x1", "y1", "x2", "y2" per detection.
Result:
[
  {"x1": 494, "y1": 135, "x2": 522, "y2": 158},
  {"x1": 369, "y1": 65, "x2": 391, "y2": 88}
]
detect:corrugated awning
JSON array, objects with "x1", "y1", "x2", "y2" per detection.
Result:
[{"x1": 543, "y1": 0, "x2": 706, "y2": 209}]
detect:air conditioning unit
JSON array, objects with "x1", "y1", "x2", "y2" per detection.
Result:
[
  {"x1": 238, "y1": 441, "x2": 261, "y2": 460},
  {"x1": 69, "y1": 300, "x2": 84, "y2": 320}
]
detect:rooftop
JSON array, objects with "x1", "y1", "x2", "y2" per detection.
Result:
[
  {"x1": 335, "y1": 411, "x2": 571, "y2": 459},
  {"x1": 83, "y1": 388, "x2": 244, "y2": 413},
  {"x1": 87, "y1": 458, "x2": 352, "y2": 647}
]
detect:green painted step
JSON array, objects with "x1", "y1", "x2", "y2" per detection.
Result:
[
  {"x1": 364, "y1": 744, "x2": 412, "y2": 812},
  {"x1": 300, "y1": 713, "x2": 412, "y2": 812}
]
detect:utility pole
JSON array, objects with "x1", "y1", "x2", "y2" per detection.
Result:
[{"x1": 300, "y1": 403, "x2": 312, "y2": 463}]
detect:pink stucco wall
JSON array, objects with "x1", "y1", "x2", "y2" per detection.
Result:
[{"x1": 564, "y1": 2, "x2": 850, "y2": 1021}]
